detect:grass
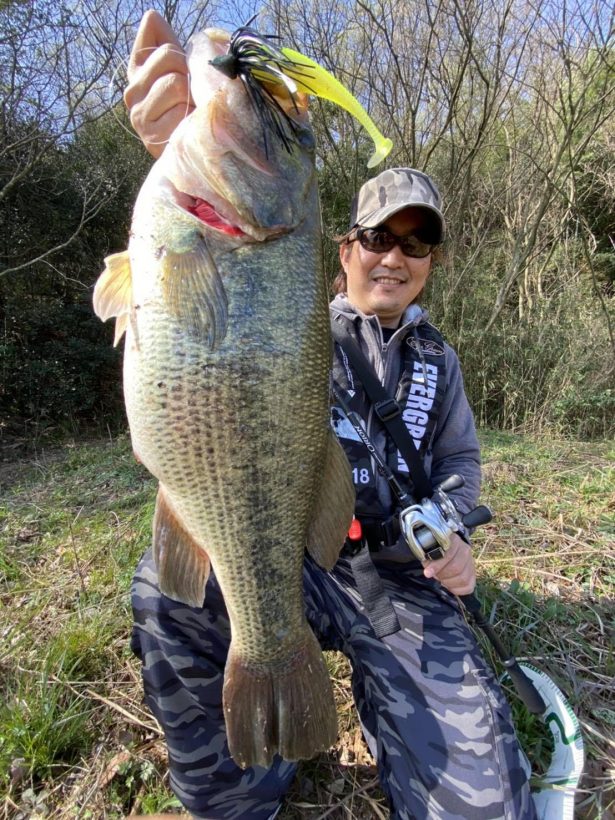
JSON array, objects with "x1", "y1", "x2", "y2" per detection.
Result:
[{"x1": 0, "y1": 431, "x2": 613, "y2": 818}]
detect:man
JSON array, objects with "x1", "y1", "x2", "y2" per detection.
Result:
[{"x1": 126, "y1": 12, "x2": 536, "y2": 819}]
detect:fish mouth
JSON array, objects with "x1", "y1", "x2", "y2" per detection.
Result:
[
  {"x1": 163, "y1": 146, "x2": 291, "y2": 242},
  {"x1": 173, "y1": 179, "x2": 292, "y2": 242},
  {"x1": 170, "y1": 182, "x2": 252, "y2": 239},
  {"x1": 182, "y1": 193, "x2": 247, "y2": 238}
]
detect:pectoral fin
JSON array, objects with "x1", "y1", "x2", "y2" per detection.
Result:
[
  {"x1": 93, "y1": 250, "x2": 132, "y2": 344},
  {"x1": 113, "y1": 314, "x2": 129, "y2": 346},
  {"x1": 161, "y1": 236, "x2": 228, "y2": 349},
  {"x1": 307, "y1": 431, "x2": 355, "y2": 569},
  {"x1": 153, "y1": 485, "x2": 211, "y2": 607}
]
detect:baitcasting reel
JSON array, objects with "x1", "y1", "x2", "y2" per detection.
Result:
[
  {"x1": 400, "y1": 475, "x2": 550, "y2": 720},
  {"x1": 399, "y1": 474, "x2": 493, "y2": 562}
]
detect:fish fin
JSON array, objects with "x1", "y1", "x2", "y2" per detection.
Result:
[
  {"x1": 153, "y1": 486, "x2": 210, "y2": 607},
  {"x1": 223, "y1": 624, "x2": 337, "y2": 768},
  {"x1": 113, "y1": 314, "x2": 129, "y2": 346},
  {"x1": 93, "y1": 250, "x2": 132, "y2": 322},
  {"x1": 161, "y1": 237, "x2": 228, "y2": 349},
  {"x1": 307, "y1": 431, "x2": 355, "y2": 570}
]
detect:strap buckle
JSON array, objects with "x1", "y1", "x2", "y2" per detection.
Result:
[
  {"x1": 344, "y1": 517, "x2": 366, "y2": 557},
  {"x1": 359, "y1": 517, "x2": 401, "y2": 552},
  {"x1": 374, "y1": 398, "x2": 400, "y2": 422},
  {"x1": 343, "y1": 536, "x2": 365, "y2": 557}
]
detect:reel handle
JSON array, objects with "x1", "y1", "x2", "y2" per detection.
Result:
[
  {"x1": 462, "y1": 505, "x2": 493, "y2": 529},
  {"x1": 435, "y1": 474, "x2": 465, "y2": 494}
]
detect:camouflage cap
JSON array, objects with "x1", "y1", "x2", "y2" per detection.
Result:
[{"x1": 350, "y1": 167, "x2": 444, "y2": 243}]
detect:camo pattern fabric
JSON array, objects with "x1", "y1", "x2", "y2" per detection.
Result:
[
  {"x1": 351, "y1": 167, "x2": 444, "y2": 242},
  {"x1": 131, "y1": 548, "x2": 536, "y2": 820}
]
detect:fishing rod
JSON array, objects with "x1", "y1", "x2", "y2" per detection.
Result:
[{"x1": 332, "y1": 384, "x2": 545, "y2": 714}]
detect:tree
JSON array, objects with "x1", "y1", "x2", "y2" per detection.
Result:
[{"x1": 1, "y1": 0, "x2": 613, "y2": 439}]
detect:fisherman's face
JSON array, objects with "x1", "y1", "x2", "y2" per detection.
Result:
[{"x1": 339, "y1": 207, "x2": 433, "y2": 328}]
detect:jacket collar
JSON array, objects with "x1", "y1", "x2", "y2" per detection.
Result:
[{"x1": 329, "y1": 293, "x2": 429, "y2": 333}]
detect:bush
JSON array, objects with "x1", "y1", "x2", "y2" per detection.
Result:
[
  {"x1": 425, "y1": 244, "x2": 615, "y2": 439},
  {"x1": 0, "y1": 296, "x2": 125, "y2": 442}
]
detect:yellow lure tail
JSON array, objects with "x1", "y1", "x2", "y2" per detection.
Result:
[{"x1": 274, "y1": 48, "x2": 392, "y2": 168}]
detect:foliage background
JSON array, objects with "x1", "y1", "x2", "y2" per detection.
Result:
[{"x1": 1, "y1": 0, "x2": 613, "y2": 447}]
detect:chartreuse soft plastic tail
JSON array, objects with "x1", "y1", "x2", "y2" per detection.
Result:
[{"x1": 279, "y1": 47, "x2": 392, "y2": 168}]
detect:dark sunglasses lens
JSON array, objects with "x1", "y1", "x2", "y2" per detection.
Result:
[
  {"x1": 399, "y1": 236, "x2": 432, "y2": 258},
  {"x1": 358, "y1": 229, "x2": 395, "y2": 253},
  {"x1": 357, "y1": 228, "x2": 432, "y2": 258}
]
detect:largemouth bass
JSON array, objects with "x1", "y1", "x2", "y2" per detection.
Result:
[{"x1": 93, "y1": 27, "x2": 355, "y2": 768}]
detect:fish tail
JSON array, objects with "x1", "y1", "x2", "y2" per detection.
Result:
[{"x1": 223, "y1": 624, "x2": 337, "y2": 769}]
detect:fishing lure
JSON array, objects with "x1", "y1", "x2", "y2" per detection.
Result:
[{"x1": 209, "y1": 22, "x2": 392, "y2": 167}]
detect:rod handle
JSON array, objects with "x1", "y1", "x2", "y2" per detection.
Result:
[
  {"x1": 504, "y1": 661, "x2": 547, "y2": 714},
  {"x1": 460, "y1": 594, "x2": 546, "y2": 715}
]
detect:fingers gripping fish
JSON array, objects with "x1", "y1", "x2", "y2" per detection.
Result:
[{"x1": 93, "y1": 27, "x2": 357, "y2": 768}]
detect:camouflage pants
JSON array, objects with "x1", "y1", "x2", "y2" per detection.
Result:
[{"x1": 131, "y1": 549, "x2": 536, "y2": 820}]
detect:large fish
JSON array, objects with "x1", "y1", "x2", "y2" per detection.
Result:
[{"x1": 93, "y1": 26, "x2": 355, "y2": 768}]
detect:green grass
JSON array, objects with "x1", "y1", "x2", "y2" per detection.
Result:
[
  {"x1": 0, "y1": 658, "x2": 93, "y2": 787},
  {"x1": 0, "y1": 431, "x2": 613, "y2": 818},
  {"x1": 0, "y1": 436, "x2": 156, "y2": 815}
]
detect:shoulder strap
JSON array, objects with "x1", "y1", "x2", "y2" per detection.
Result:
[{"x1": 331, "y1": 321, "x2": 433, "y2": 500}]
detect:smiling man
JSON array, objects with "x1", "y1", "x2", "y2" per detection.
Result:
[
  {"x1": 125, "y1": 13, "x2": 536, "y2": 819},
  {"x1": 337, "y1": 170, "x2": 440, "y2": 326},
  {"x1": 328, "y1": 168, "x2": 480, "y2": 575}
]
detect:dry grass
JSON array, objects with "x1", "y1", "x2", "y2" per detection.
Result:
[{"x1": 0, "y1": 430, "x2": 613, "y2": 819}]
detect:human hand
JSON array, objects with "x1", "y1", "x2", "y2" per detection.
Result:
[
  {"x1": 422, "y1": 532, "x2": 476, "y2": 596},
  {"x1": 124, "y1": 10, "x2": 195, "y2": 158}
]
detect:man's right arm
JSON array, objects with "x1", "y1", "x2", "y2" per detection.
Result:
[{"x1": 124, "y1": 10, "x2": 194, "y2": 158}]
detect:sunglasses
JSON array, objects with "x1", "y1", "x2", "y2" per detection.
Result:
[{"x1": 349, "y1": 227, "x2": 434, "y2": 259}]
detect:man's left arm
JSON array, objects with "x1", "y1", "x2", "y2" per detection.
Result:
[
  {"x1": 429, "y1": 346, "x2": 481, "y2": 513},
  {"x1": 423, "y1": 346, "x2": 481, "y2": 595}
]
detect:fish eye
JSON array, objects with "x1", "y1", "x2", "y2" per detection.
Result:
[{"x1": 296, "y1": 126, "x2": 315, "y2": 152}]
